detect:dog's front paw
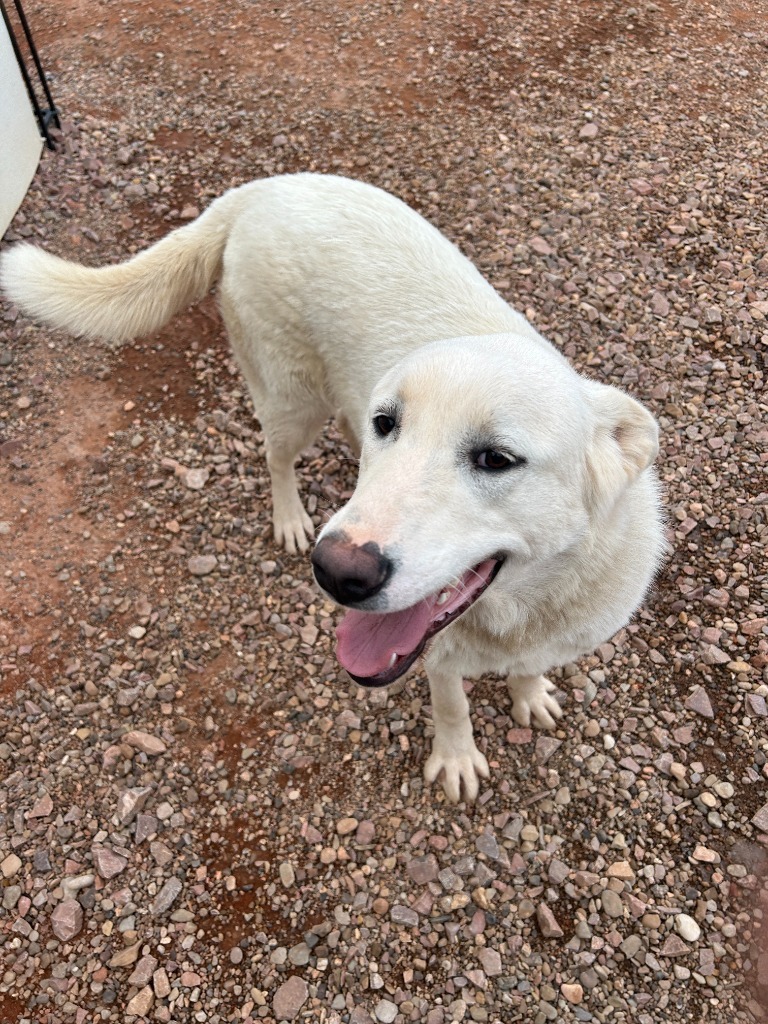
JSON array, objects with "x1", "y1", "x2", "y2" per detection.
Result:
[
  {"x1": 509, "y1": 675, "x2": 563, "y2": 730},
  {"x1": 273, "y1": 505, "x2": 314, "y2": 554},
  {"x1": 424, "y1": 739, "x2": 490, "y2": 804}
]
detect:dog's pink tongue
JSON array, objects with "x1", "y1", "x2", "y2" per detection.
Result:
[{"x1": 336, "y1": 602, "x2": 433, "y2": 679}]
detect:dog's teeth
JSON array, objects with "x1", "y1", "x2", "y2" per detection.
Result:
[
  {"x1": 388, "y1": 652, "x2": 398, "y2": 668},
  {"x1": 436, "y1": 591, "x2": 449, "y2": 605}
]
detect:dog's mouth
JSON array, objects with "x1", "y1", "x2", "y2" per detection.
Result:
[{"x1": 335, "y1": 557, "x2": 503, "y2": 688}]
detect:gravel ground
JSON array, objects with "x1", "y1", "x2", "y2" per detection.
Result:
[{"x1": 1, "y1": 1, "x2": 767, "y2": 1022}]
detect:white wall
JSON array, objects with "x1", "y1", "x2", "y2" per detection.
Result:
[{"x1": 0, "y1": 18, "x2": 43, "y2": 235}]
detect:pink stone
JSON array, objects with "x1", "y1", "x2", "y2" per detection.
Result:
[
  {"x1": 355, "y1": 820, "x2": 376, "y2": 845},
  {"x1": 536, "y1": 903, "x2": 564, "y2": 938},
  {"x1": 685, "y1": 686, "x2": 714, "y2": 718},
  {"x1": 507, "y1": 727, "x2": 533, "y2": 745},
  {"x1": 50, "y1": 899, "x2": 83, "y2": 941},
  {"x1": 272, "y1": 976, "x2": 309, "y2": 1020},
  {"x1": 93, "y1": 845, "x2": 128, "y2": 880},
  {"x1": 122, "y1": 730, "x2": 167, "y2": 756},
  {"x1": 479, "y1": 947, "x2": 502, "y2": 975},
  {"x1": 28, "y1": 792, "x2": 54, "y2": 818}
]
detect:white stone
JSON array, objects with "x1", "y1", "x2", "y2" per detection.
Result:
[{"x1": 675, "y1": 913, "x2": 701, "y2": 942}]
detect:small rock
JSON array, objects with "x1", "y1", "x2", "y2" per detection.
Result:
[
  {"x1": 153, "y1": 968, "x2": 171, "y2": 997},
  {"x1": 184, "y1": 466, "x2": 209, "y2": 489},
  {"x1": 150, "y1": 841, "x2": 174, "y2": 867},
  {"x1": 675, "y1": 913, "x2": 701, "y2": 942},
  {"x1": 279, "y1": 861, "x2": 295, "y2": 887},
  {"x1": 2, "y1": 885, "x2": 22, "y2": 910},
  {"x1": 116, "y1": 786, "x2": 152, "y2": 825},
  {"x1": 561, "y1": 983, "x2": 584, "y2": 1004},
  {"x1": 187, "y1": 554, "x2": 218, "y2": 576},
  {"x1": 660, "y1": 934, "x2": 690, "y2": 957},
  {"x1": 692, "y1": 844, "x2": 720, "y2": 863},
  {"x1": 272, "y1": 975, "x2": 309, "y2": 1020},
  {"x1": 685, "y1": 685, "x2": 713, "y2": 718},
  {"x1": 351, "y1": 1011, "x2": 376, "y2": 1024},
  {"x1": 355, "y1": 819, "x2": 376, "y2": 844},
  {"x1": 1, "y1": 853, "x2": 22, "y2": 878},
  {"x1": 650, "y1": 291, "x2": 670, "y2": 317},
  {"x1": 33, "y1": 848, "x2": 52, "y2": 873},
  {"x1": 548, "y1": 858, "x2": 570, "y2": 884},
  {"x1": 288, "y1": 942, "x2": 310, "y2": 966},
  {"x1": 746, "y1": 694, "x2": 767, "y2": 717},
  {"x1": 391, "y1": 905, "x2": 419, "y2": 927},
  {"x1": 93, "y1": 846, "x2": 128, "y2": 880},
  {"x1": 506, "y1": 727, "x2": 533, "y2": 744},
  {"x1": 536, "y1": 903, "x2": 564, "y2": 938},
  {"x1": 108, "y1": 940, "x2": 142, "y2": 967},
  {"x1": 478, "y1": 948, "x2": 502, "y2": 976},
  {"x1": 152, "y1": 877, "x2": 183, "y2": 916},
  {"x1": 125, "y1": 986, "x2": 154, "y2": 1017},
  {"x1": 535, "y1": 736, "x2": 562, "y2": 764},
  {"x1": 336, "y1": 816, "x2": 359, "y2": 835},
  {"x1": 752, "y1": 803, "x2": 768, "y2": 833},
  {"x1": 129, "y1": 955, "x2": 158, "y2": 987},
  {"x1": 600, "y1": 889, "x2": 624, "y2": 918},
  {"x1": 621, "y1": 934, "x2": 643, "y2": 958},
  {"x1": 606, "y1": 860, "x2": 635, "y2": 881},
  {"x1": 122, "y1": 730, "x2": 167, "y2": 755},
  {"x1": 529, "y1": 235, "x2": 554, "y2": 256},
  {"x1": 61, "y1": 873, "x2": 94, "y2": 900},
  {"x1": 407, "y1": 854, "x2": 439, "y2": 884},
  {"x1": 28, "y1": 792, "x2": 54, "y2": 818},
  {"x1": 475, "y1": 829, "x2": 500, "y2": 860},
  {"x1": 374, "y1": 1000, "x2": 398, "y2": 1024},
  {"x1": 135, "y1": 813, "x2": 159, "y2": 844},
  {"x1": 50, "y1": 899, "x2": 83, "y2": 941}
]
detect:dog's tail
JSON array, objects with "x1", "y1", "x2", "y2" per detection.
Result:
[{"x1": 0, "y1": 188, "x2": 242, "y2": 344}]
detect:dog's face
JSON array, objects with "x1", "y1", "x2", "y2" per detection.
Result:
[{"x1": 312, "y1": 334, "x2": 658, "y2": 686}]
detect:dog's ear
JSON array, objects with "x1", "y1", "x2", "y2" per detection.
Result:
[{"x1": 583, "y1": 381, "x2": 659, "y2": 511}]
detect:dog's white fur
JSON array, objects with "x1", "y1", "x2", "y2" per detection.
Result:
[{"x1": 0, "y1": 173, "x2": 665, "y2": 801}]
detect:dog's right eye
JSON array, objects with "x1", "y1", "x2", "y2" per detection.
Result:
[{"x1": 373, "y1": 414, "x2": 396, "y2": 437}]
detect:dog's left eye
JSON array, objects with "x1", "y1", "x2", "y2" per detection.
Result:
[
  {"x1": 475, "y1": 449, "x2": 525, "y2": 471},
  {"x1": 373, "y1": 414, "x2": 397, "y2": 437}
]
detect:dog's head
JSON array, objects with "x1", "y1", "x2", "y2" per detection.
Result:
[{"x1": 312, "y1": 334, "x2": 659, "y2": 686}]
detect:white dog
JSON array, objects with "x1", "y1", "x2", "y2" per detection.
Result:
[{"x1": 1, "y1": 174, "x2": 665, "y2": 802}]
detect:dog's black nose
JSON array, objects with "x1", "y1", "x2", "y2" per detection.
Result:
[{"x1": 311, "y1": 533, "x2": 393, "y2": 606}]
